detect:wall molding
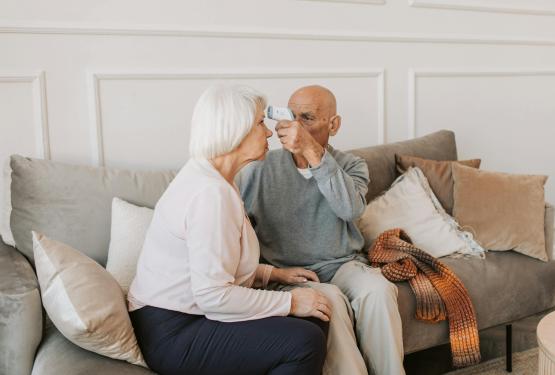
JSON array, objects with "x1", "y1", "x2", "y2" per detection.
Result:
[
  {"x1": 0, "y1": 72, "x2": 51, "y2": 159},
  {"x1": 408, "y1": 68, "x2": 555, "y2": 139},
  {"x1": 88, "y1": 69, "x2": 385, "y2": 167},
  {"x1": 2, "y1": 23, "x2": 555, "y2": 46},
  {"x1": 409, "y1": 0, "x2": 555, "y2": 16},
  {"x1": 301, "y1": 0, "x2": 385, "y2": 4}
]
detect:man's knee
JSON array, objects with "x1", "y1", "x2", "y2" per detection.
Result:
[
  {"x1": 309, "y1": 282, "x2": 344, "y2": 299},
  {"x1": 335, "y1": 262, "x2": 398, "y2": 301},
  {"x1": 354, "y1": 276, "x2": 398, "y2": 304},
  {"x1": 308, "y1": 282, "x2": 351, "y2": 310}
]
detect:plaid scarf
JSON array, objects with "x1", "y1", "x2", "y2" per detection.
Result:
[{"x1": 368, "y1": 228, "x2": 481, "y2": 368}]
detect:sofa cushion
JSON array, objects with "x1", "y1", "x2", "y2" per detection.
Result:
[
  {"x1": 9, "y1": 155, "x2": 176, "y2": 266},
  {"x1": 32, "y1": 324, "x2": 155, "y2": 375},
  {"x1": 106, "y1": 198, "x2": 153, "y2": 294},
  {"x1": 395, "y1": 154, "x2": 481, "y2": 214},
  {"x1": 33, "y1": 232, "x2": 146, "y2": 366},
  {"x1": 452, "y1": 163, "x2": 548, "y2": 261},
  {"x1": 400, "y1": 251, "x2": 555, "y2": 354},
  {"x1": 358, "y1": 167, "x2": 484, "y2": 258},
  {"x1": 348, "y1": 130, "x2": 457, "y2": 203},
  {"x1": 0, "y1": 240, "x2": 42, "y2": 375}
]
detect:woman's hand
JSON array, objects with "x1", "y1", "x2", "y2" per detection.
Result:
[
  {"x1": 290, "y1": 288, "x2": 332, "y2": 322},
  {"x1": 271, "y1": 267, "x2": 320, "y2": 285}
]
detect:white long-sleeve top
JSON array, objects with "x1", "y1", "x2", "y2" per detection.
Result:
[{"x1": 127, "y1": 158, "x2": 292, "y2": 322}]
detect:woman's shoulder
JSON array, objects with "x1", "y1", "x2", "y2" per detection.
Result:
[{"x1": 172, "y1": 159, "x2": 243, "y2": 207}]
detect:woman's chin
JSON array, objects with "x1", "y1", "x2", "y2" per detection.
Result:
[{"x1": 257, "y1": 148, "x2": 269, "y2": 161}]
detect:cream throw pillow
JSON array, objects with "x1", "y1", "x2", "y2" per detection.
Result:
[
  {"x1": 32, "y1": 232, "x2": 147, "y2": 367},
  {"x1": 106, "y1": 197, "x2": 153, "y2": 294},
  {"x1": 452, "y1": 163, "x2": 548, "y2": 261},
  {"x1": 358, "y1": 167, "x2": 484, "y2": 258}
]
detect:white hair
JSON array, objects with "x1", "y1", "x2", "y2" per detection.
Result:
[{"x1": 189, "y1": 84, "x2": 267, "y2": 159}]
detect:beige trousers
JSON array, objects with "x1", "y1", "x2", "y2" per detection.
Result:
[
  {"x1": 274, "y1": 281, "x2": 368, "y2": 375},
  {"x1": 331, "y1": 260, "x2": 406, "y2": 375}
]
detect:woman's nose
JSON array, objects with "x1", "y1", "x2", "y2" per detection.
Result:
[{"x1": 265, "y1": 125, "x2": 273, "y2": 138}]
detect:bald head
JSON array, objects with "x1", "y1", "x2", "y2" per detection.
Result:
[
  {"x1": 287, "y1": 85, "x2": 341, "y2": 148},
  {"x1": 288, "y1": 85, "x2": 337, "y2": 117}
]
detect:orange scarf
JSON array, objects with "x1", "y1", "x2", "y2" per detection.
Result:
[{"x1": 368, "y1": 228, "x2": 481, "y2": 368}]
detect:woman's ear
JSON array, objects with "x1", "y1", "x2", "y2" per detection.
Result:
[{"x1": 329, "y1": 115, "x2": 342, "y2": 136}]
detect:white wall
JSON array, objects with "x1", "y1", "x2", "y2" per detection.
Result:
[{"x1": 2, "y1": 0, "x2": 555, "y2": 203}]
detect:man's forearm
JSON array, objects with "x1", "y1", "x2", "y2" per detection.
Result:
[{"x1": 310, "y1": 152, "x2": 369, "y2": 221}]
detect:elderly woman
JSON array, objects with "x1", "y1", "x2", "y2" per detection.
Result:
[{"x1": 128, "y1": 84, "x2": 331, "y2": 375}]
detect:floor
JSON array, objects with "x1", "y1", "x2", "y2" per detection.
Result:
[{"x1": 403, "y1": 309, "x2": 553, "y2": 375}]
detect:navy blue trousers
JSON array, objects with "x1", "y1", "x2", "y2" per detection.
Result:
[{"x1": 130, "y1": 306, "x2": 329, "y2": 375}]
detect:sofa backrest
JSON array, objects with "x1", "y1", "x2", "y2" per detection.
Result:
[
  {"x1": 9, "y1": 155, "x2": 177, "y2": 266},
  {"x1": 9, "y1": 130, "x2": 457, "y2": 267},
  {"x1": 348, "y1": 130, "x2": 457, "y2": 203}
]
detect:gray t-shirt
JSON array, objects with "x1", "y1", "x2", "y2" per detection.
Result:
[{"x1": 236, "y1": 146, "x2": 370, "y2": 282}]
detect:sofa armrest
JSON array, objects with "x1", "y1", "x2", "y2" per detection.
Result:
[
  {"x1": 546, "y1": 203, "x2": 554, "y2": 261},
  {"x1": 0, "y1": 240, "x2": 43, "y2": 375}
]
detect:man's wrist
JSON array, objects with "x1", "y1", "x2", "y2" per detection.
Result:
[{"x1": 303, "y1": 142, "x2": 325, "y2": 167}]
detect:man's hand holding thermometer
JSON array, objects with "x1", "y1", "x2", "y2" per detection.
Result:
[{"x1": 265, "y1": 106, "x2": 324, "y2": 167}]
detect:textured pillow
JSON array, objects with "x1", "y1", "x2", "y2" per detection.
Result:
[
  {"x1": 452, "y1": 164, "x2": 548, "y2": 261},
  {"x1": 32, "y1": 232, "x2": 147, "y2": 367},
  {"x1": 0, "y1": 159, "x2": 15, "y2": 246},
  {"x1": 396, "y1": 154, "x2": 481, "y2": 214},
  {"x1": 106, "y1": 198, "x2": 153, "y2": 294},
  {"x1": 10, "y1": 155, "x2": 176, "y2": 265},
  {"x1": 358, "y1": 167, "x2": 484, "y2": 258}
]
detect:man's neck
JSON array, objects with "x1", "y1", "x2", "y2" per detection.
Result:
[{"x1": 292, "y1": 154, "x2": 310, "y2": 169}]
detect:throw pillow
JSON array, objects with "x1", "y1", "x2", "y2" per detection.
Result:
[
  {"x1": 396, "y1": 154, "x2": 481, "y2": 214},
  {"x1": 358, "y1": 167, "x2": 484, "y2": 258},
  {"x1": 0, "y1": 158, "x2": 15, "y2": 246},
  {"x1": 452, "y1": 163, "x2": 548, "y2": 261},
  {"x1": 32, "y1": 231, "x2": 147, "y2": 367},
  {"x1": 106, "y1": 198, "x2": 154, "y2": 294}
]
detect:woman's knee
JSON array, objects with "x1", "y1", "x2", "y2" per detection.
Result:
[{"x1": 286, "y1": 319, "x2": 327, "y2": 358}]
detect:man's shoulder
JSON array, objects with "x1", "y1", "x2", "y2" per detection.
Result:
[{"x1": 328, "y1": 146, "x2": 366, "y2": 168}]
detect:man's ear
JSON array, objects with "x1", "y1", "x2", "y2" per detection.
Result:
[{"x1": 329, "y1": 115, "x2": 341, "y2": 136}]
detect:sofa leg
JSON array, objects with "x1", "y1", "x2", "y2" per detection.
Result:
[{"x1": 506, "y1": 324, "x2": 512, "y2": 373}]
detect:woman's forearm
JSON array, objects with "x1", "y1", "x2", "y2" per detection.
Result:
[{"x1": 254, "y1": 264, "x2": 275, "y2": 288}]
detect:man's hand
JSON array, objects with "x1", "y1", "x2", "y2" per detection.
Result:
[
  {"x1": 271, "y1": 267, "x2": 320, "y2": 285},
  {"x1": 276, "y1": 120, "x2": 324, "y2": 166}
]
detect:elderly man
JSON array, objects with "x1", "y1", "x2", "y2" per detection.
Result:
[{"x1": 236, "y1": 85, "x2": 405, "y2": 375}]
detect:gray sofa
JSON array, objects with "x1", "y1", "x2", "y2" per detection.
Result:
[{"x1": 2, "y1": 130, "x2": 554, "y2": 375}]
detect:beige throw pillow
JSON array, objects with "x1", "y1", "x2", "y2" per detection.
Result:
[
  {"x1": 32, "y1": 232, "x2": 147, "y2": 367},
  {"x1": 358, "y1": 167, "x2": 485, "y2": 258},
  {"x1": 452, "y1": 164, "x2": 548, "y2": 261},
  {"x1": 396, "y1": 154, "x2": 481, "y2": 214},
  {"x1": 106, "y1": 198, "x2": 153, "y2": 295}
]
